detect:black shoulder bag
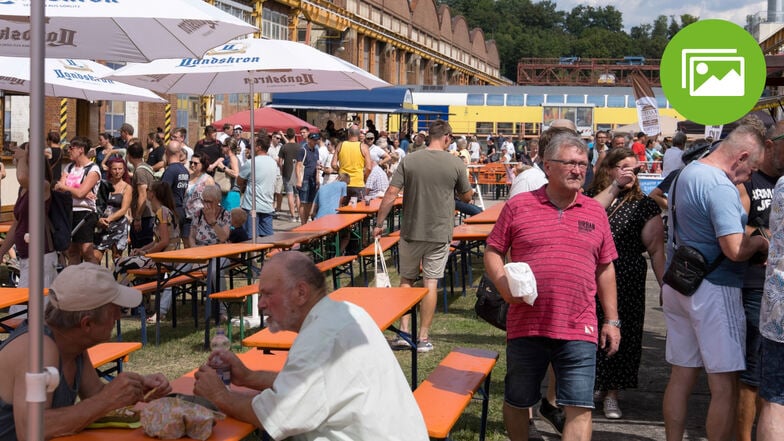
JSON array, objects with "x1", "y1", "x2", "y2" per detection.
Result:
[
  {"x1": 662, "y1": 174, "x2": 724, "y2": 296},
  {"x1": 474, "y1": 273, "x2": 508, "y2": 330}
]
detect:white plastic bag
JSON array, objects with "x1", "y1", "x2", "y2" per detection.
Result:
[
  {"x1": 374, "y1": 238, "x2": 391, "y2": 288},
  {"x1": 503, "y1": 262, "x2": 538, "y2": 305}
]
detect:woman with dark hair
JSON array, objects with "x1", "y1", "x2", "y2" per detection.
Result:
[
  {"x1": 146, "y1": 131, "x2": 165, "y2": 174},
  {"x1": 93, "y1": 157, "x2": 132, "y2": 264},
  {"x1": 587, "y1": 148, "x2": 666, "y2": 419},
  {"x1": 0, "y1": 143, "x2": 58, "y2": 316},
  {"x1": 114, "y1": 182, "x2": 180, "y2": 322},
  {"x1": 208, "y1": 137, "x2": 240, "y2": 210},
  {"x1": 54, "y1": 136, "x2": 101, "y2": 265},
  {"x1": 184, "y1": 152, "x2": 215, "y2": 247}
]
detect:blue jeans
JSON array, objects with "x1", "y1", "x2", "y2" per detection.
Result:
[
  {"x1": 455, "y1": 198, "x2": 482, "y2": 216},
  {"x1": 505, "y1": 337, "x2": 597, "y2": 408},
  {"x1": 243, "y1": 209, "x2": 274, "y2": 237}
]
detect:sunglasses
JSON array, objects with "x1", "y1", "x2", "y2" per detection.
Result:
[{"x1": 189, "y1": 161, "x2": 201, "y2": 166}]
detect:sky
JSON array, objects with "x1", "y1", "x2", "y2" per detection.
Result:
[{"x1": 553, "y1": 0, "x2": 767, "y2": 30}]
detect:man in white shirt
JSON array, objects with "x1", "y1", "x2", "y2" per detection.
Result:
[{"x1": 193, "y1": 252, "x2": 428, "y2": 441}]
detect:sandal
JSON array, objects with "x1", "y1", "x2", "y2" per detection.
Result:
[{"x1": 146, "y1": 313, "x2": 165, "y2": 324}]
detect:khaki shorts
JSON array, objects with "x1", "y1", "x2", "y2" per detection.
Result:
[
  {"x1": 398, "y1": 237, "x2": 450, "y2": 281},
  {"x1": 663, "y1": 279, "x2": 746, "y2": 373}
]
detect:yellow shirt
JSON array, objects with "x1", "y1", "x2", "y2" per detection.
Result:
[{"x1": 337, "y1": 141, "x2": 365, "y2": 187}]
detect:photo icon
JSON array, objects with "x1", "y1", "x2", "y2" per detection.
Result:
[{"x1": 681, "y1": 49, "x2": 744, "y2": 97}]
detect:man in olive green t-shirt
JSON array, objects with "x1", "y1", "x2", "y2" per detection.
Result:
[{"x1": 373, "y1": 119, "x2": 473, "y2": 352}]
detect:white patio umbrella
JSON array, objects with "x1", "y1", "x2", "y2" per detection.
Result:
[
  {"x1": 15, "y1": 3, "x2": 256, "y2": 441},
  {"x1": 0, "y1": 0, "x2": 258, "y2": 62},
  {"x1": 102, "y1": 38, "x2": 391, "y2": 95},
  {"x1": 105, "y1": 38, "x2": 390, "y2": 242},
  {"x1": 105, "y1": 38, "x2": 390, "y2": 331},
  {"x1": 0, "y1": 57, "x2": 164, "y2": 102}
]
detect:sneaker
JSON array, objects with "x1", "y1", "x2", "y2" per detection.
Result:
[
  {"x1": 416, "y1": 339, "x2": 434, "y2": 353},
  {"x1": 603, "y1": 396, "x2": 622, "y2": 419},
  {"x1": 389, "y1": 332, "x2": 412, "y2": 350},
  {"x1": 537, "y1": 398, "x2": 565, "y2": 435}
]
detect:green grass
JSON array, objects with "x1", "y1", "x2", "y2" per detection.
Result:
[{"x1": 115, "y1": 263, "x2": 513, "y2": 441}]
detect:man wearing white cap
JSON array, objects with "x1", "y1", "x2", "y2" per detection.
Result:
[
  {"x1": 0, "y1": 263, "x2": 171, "y2": 441},
  {"x1": 232, "y1": 124, "x2": 249, "y2": 168}
]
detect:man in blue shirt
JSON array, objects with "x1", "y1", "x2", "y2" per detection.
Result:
[
  {"x1": 295, "y1": 133, "x2": 321, "y2": 225},
  {"x1": 313, "y1": 173, "x2": 349, "y2": 219}
]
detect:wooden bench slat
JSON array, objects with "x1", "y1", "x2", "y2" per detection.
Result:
[
  {"x1": 87, "y1": 342, "x2": 142, "y2": 368},
  {"x1": 132, "y1": 270, "x2": 207, "y2": 294},
  {"x1": 358, "y1": 236, "x2": 399, "y2": 257},
  {"x1": 315, "y1": 255, "x2": 357, "y2": 271},
  {"x1": 209, "y1": 284, "x2": 257, "y2": 300},
  {"x1": 414, "y1": 347, "x2": 498, "y2": 439}
]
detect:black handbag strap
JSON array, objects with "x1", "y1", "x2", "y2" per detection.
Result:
[{"x1": 670, "y1": 172, "x2": 725, "y2": 272}]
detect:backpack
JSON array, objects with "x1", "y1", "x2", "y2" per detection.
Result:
[
  {"x1": 48, "y1": 162, "x2": 98, "y2": 251},
  {"x1": 47, "y1": 190, "x2": 73, "y2": 252}
]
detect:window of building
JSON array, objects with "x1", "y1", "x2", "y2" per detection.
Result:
[
  {"x1": 497, "y1": 122, "x2": 514, "y2": 133},
  {"x1": 506, "y1": 95, "x2": 524, "y2": 106},
  {"x1": 606, "y1": 95, "x2": 626, "y2": 108},
  {"x1": 104, "y1": 101, "x2": 125, "y2": 137},
  {"x1": 262, "y1": 8, "x2": 289, "y2": 41},
  {"x1": 525, "y1": 95, "x2": 543, "y2": 106},
  {"x1": 486, "y1": 94, "x2": 504, "y2": 106},
  {"x1": 587, "y1": 95, "x2": 605, "y2": 107},
  {"x1": 466, "y1": 94, "x2": 484, "y2": 105},
  {"x1": 475, "y1": 122, "x2": 493, "y2": 135}
]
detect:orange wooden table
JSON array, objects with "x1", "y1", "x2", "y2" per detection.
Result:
[
  {"x1": 0, "y1": 287, "x2": 48, "y2": 331},
  {"x1": 243, "y1": 286, "x2": 428, "y2": 388},
  {"x1": 292, "y1": 213, "x2": 367, "y2": 257},
  {"x1": 337, "y1": 197, "x2": 403, "y2": 237},
  {"x1": 147, "y1": 243, "x2": 274, "y2": 348},
  {"x1": 463, "y1": 202, "x2": 504, "y2": 224},
  {"x1": 451, "y1": 223, "x2": 495, "y2": 293}
]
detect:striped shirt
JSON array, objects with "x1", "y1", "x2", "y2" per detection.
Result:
[{"x1": 486, "y1": 186, "x2": 617, "y2": 343}]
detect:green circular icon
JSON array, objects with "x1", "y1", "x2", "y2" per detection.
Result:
[{"x1": 661, "y1": 19, "x2": 766, "y2": 126}]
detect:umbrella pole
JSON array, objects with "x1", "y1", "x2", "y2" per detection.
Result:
[
  {"x1": 28, "y1": 2, "x2": 48, "y2": 440},
  {"x1": 247, "y1": 73, "x2": 261, "y2": 327}
]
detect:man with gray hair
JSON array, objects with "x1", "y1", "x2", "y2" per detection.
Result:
[
  {"x1": 484, "y1": 132, "x2": 620, "y2": 440},
  {"x1": 0, "y1": 263, "x2": 171, "y2": 441},
  {"x1": 662, "y1": 122, "x2": 769, "y2": 441},
  {"x1": 193, "y1": 252, "x2": 428, "y2": 440},
  {"x1": 662, "y1": 132, "x2": 687, "y2": 179}
]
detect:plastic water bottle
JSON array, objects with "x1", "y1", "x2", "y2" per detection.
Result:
[{"x1": 209, "y1": 328, "x2": 231, "y2": 388}]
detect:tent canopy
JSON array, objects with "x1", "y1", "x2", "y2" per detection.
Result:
[
  {"x1": 269, "y1": 86, "x2": 417, "y2": 113},
  {"x1": 213, "y1": 107, "x2": 317, "y2": 133}
]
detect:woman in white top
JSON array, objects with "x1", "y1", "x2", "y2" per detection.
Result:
[{"x1": 53, "y1": 136, "x2": 101, "y2": 265}]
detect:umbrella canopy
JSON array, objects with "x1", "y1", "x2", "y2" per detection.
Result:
[
  {"x1": 213, "y1": 107, "x2": 317, "y2": 133},
  {"x1": 0, "y1": 0, "x2": 257, "y2": 62},
  {"x1": 103, "y1": 38, "x2": 390, "y2": 94},
  {"x1": 0, "y1": 57, "x2": 164, "y2": 102}
]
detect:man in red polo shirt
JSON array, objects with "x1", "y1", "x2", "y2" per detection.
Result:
[{"x1": 484, "y1": 132, "x2": 621, "y2": 441}]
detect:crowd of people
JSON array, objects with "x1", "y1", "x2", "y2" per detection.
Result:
[{"x1": 3, "y1": 112, "x2": 784, "y2": 441}]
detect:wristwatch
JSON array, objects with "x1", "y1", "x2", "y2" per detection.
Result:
[{"x1": 604, "y1": 319, "x2": 622, "y2": 328}]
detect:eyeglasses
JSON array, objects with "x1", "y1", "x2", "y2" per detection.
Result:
[
  {"x1": 189, "y1": 161, "x2": 201, "y2": 166},
  {"x1": 548, "y1": 159, "x2": 589, "y2": 171},
  {"x1": 771, "y1": 134, "x2": 784, "y2": 142}
]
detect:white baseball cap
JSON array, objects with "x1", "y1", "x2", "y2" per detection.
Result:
[
  {"x1": 50, "y1": 263, "x2": 141, "y2": 311},
  {"x1": 233, "y1": 124, "x2": 243, "y2": 130}
]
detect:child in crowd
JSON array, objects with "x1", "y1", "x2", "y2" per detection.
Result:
[{"x1": 228, "y1": 208, "x2": 249, "y2": 243}]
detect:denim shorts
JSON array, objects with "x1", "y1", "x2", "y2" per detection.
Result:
[
  {"x1": 298, "y1": 177, "x2": 317, "y2": 204},
  {"x1": 505, "y1": 337, "x2": 596, "y2": 409},
  {"x1": 760, "y1": 337, "x2": 784, "y2": 405}
]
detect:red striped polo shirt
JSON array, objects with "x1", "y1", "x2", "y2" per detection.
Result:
[{"x1": 486, "y1": 186, "x2": 617, "y2": 343}]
